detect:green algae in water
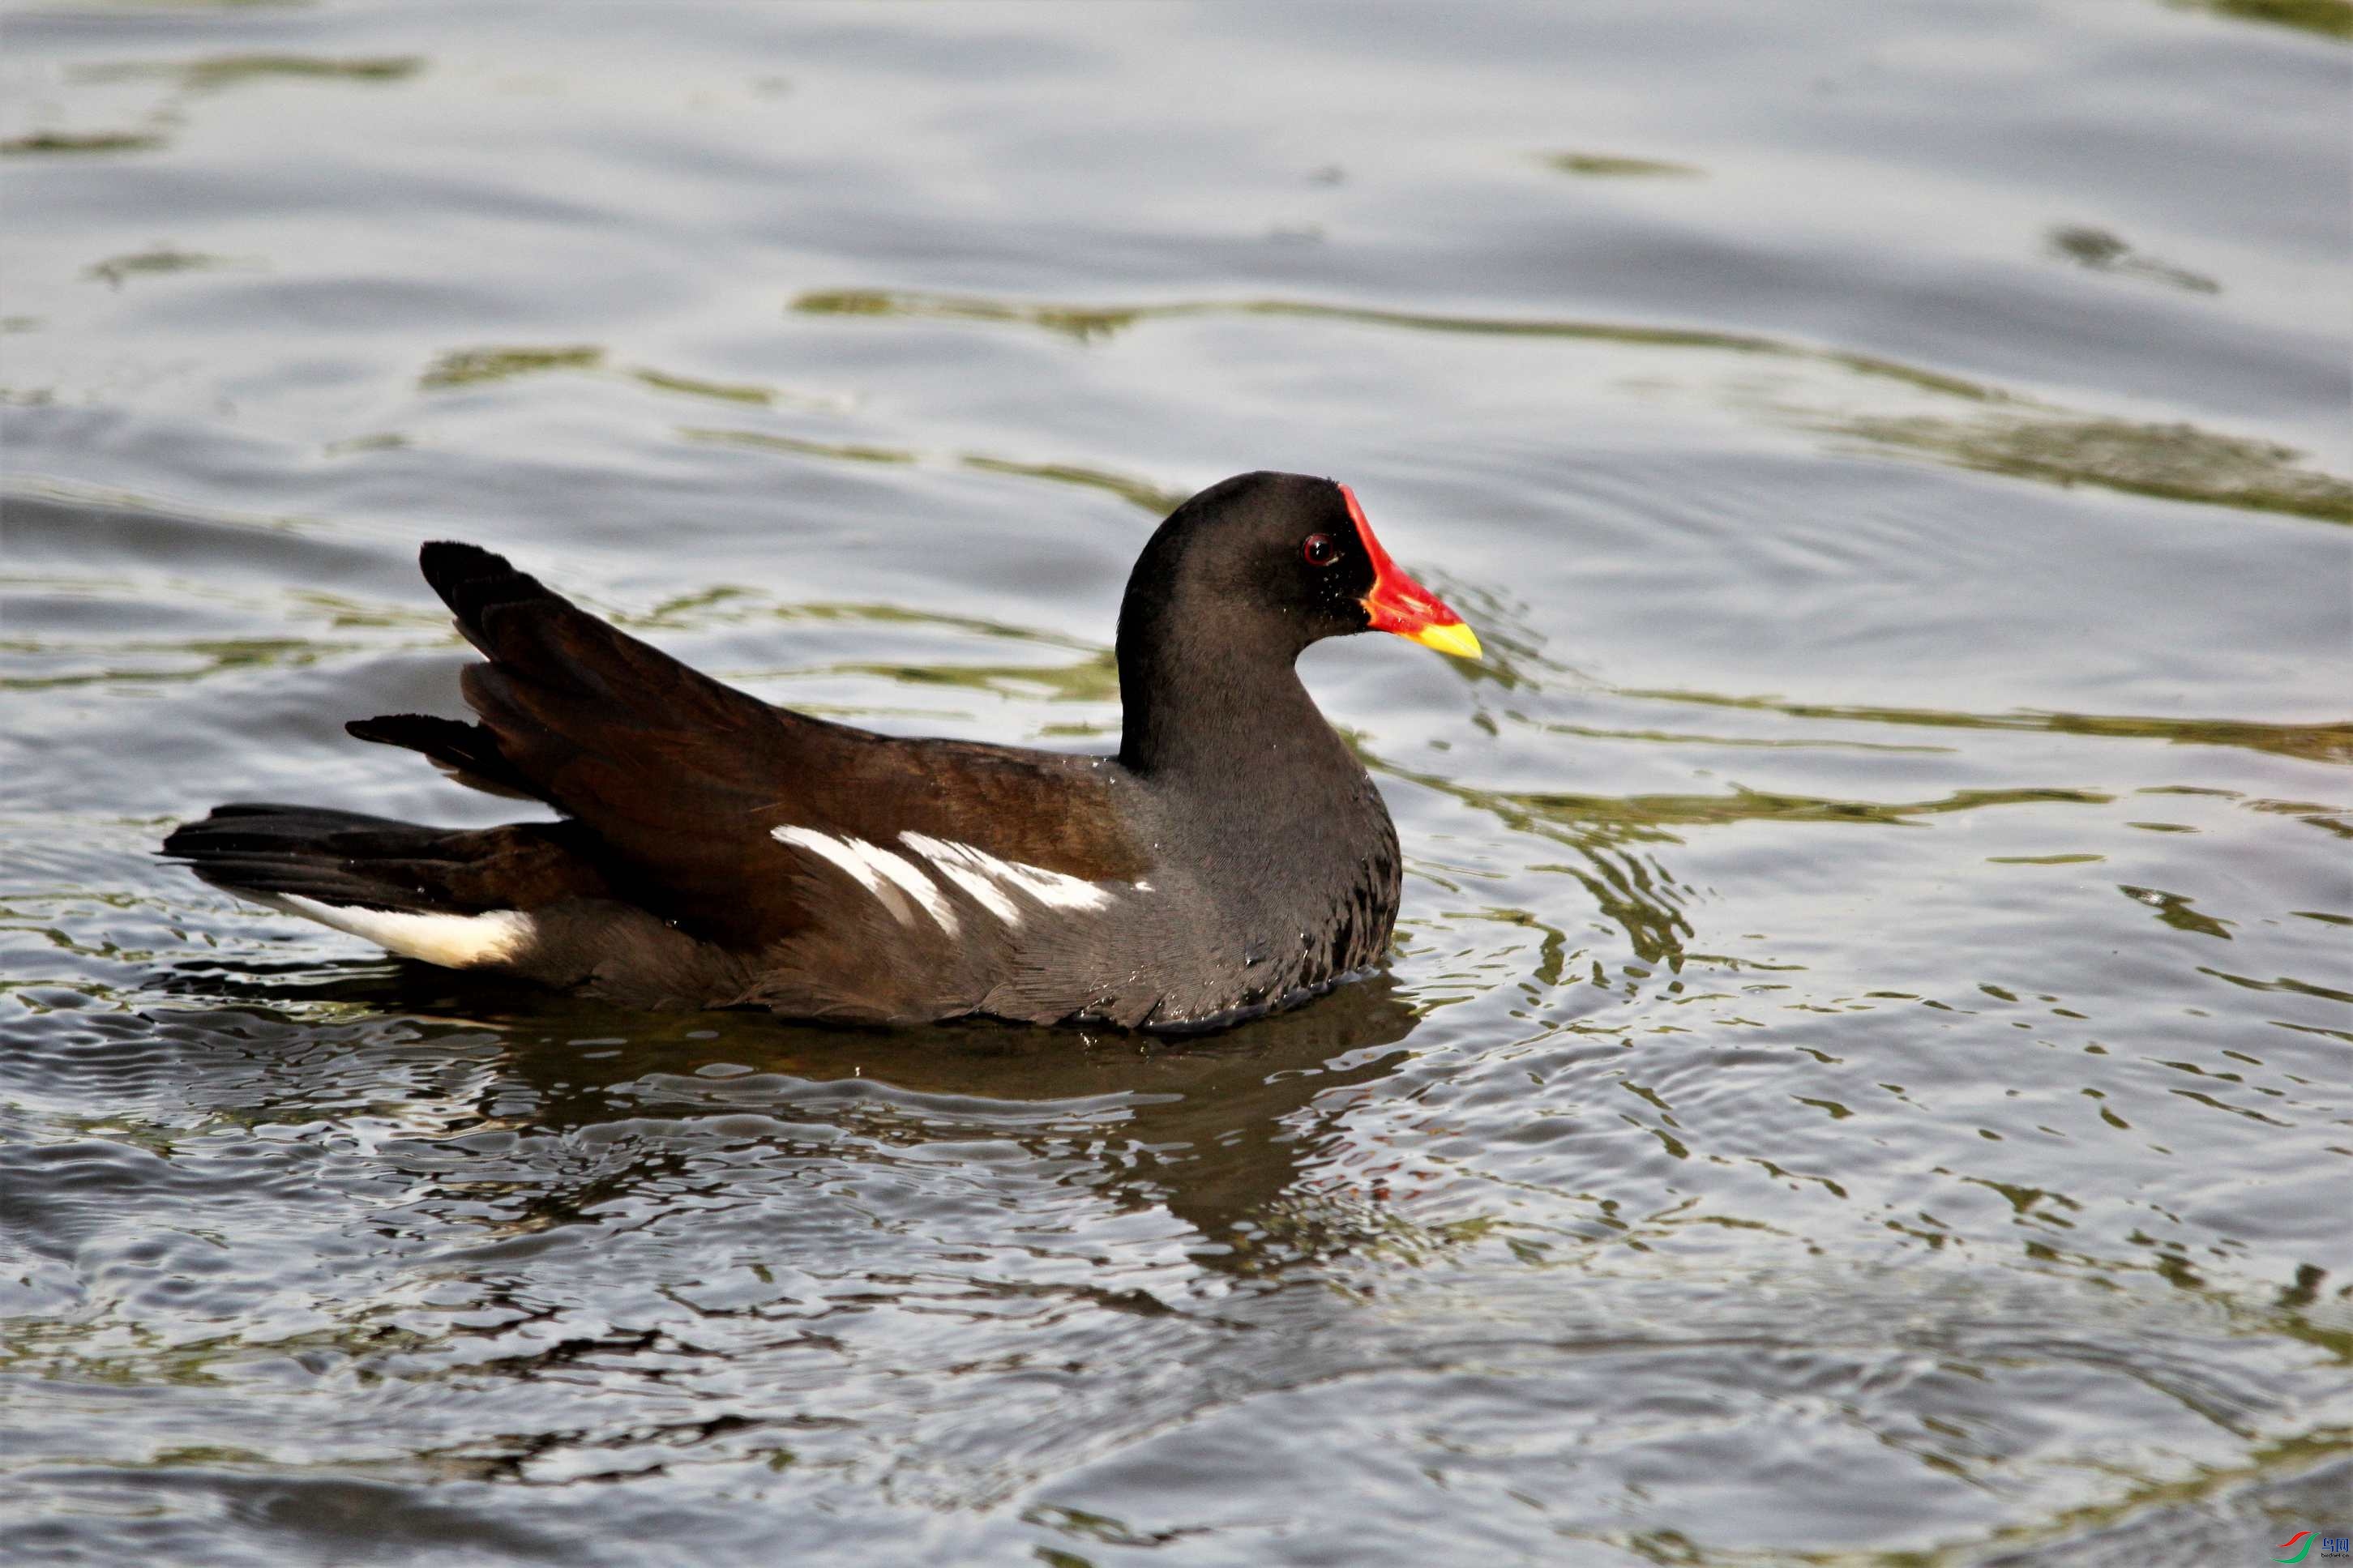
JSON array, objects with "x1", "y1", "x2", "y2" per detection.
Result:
[
  {"x1": 680, "y1": 426, "x2": 918, "y2": 466},
  {"x1": 421, "y1": 344, "x2": 604, "y2": 389},
  {"x1": 800, "y1": 289, "x2": 1153, "y2": 344},
  {"x1": 2, "y1": 130, "x2": 166, "y2": 156},
  {"x1": 1542, "y1": 151, "x2": 1703, "y2": 178},
  {"x1": 791, "y1": 287, "x2": 2008, "y2": 404},
  {"x1": 793, "y1": 288, "x2": 2353, "y2": 523},
  {"x1": 681, "y1": 422, "x2": 1184, "y2": 512},
  {"x1": 2177, "y1": 0, "x2": 2353, "y2": 41},
  {"x1": 1622, "y1": 690, "x2": 2353, "y2": 766},
  {"x1": 630, "y1": 368, "x2": 775, "y2": 405},
  {"x1": 74, "y1": 55, "x2": 426, "y2": 91},
  {"x1": 1987, "y1": 853, "x2": 2107, "y2": 865},
  {"x1": 2047, "y1": 225, "x2": 2220, "y2": 293},
  {"x1": 83, "y1": 248, "x2": 246, "y2": 288},
  {"x1": 423, "y1": 356, "x2": 788, "y2": 404},
  {"x1": 321, "y1": 432, "x2": 408, "y2": 456},
  {"x1": 0, "y1": 637, "x2": 379, "y2": 693},
  {"x1": 958, "y1": 455, "x2": 1187, "y2": 515},
  {"x1": 1838, "y1": 412, "x2": 2353, "y2": 524}
]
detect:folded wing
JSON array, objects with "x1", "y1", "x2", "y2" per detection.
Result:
[{"x1": 352, "y1": 542, "x2": 1144, "y2": 957}]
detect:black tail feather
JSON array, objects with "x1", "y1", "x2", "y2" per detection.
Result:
[
  {"x1": 346, "y1": 712, "x2": 543, "y2": 801},
  {"x1": 418, "y1": 541, "x2": 615, "y2": 699},
  {"x1": 418, "y1": 540, "x2": 555, "y2": 643},
  {"x1": 163, "y1": 804, "x2": 460, "y2": 914}
]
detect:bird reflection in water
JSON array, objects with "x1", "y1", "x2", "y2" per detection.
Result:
[{"x1": 157, "y1": 956, "x2": 1427, "y2": 1281}]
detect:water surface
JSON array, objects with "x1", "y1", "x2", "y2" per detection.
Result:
[{"x1": 3, "y1": 2, "x2": 2349, "y2": 1563}]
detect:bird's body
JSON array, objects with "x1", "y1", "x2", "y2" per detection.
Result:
[{"x1": 165, "y1": 472, "x2": 1477, "y2": 1032}]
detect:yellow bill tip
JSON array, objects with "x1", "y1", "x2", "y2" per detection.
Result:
[{"x1": 1408, "y1": 620, "x2": 1483, "y2": 660}]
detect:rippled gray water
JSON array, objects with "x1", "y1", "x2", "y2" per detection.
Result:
[{"x1": 4, "y1": 3, "x2": 2350, "y2": 1564}]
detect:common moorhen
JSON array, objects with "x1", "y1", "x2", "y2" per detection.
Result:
[{"x1": 165, "y1": 472, "x2": 1480, "y2": 1032}]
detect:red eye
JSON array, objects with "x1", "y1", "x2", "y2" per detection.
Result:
[{"x1": 1303, "y1": 532, "x2": 1339, "y2": 567}]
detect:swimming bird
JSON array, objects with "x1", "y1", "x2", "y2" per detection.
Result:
[{"x1": 164, "y1": 472, "x2": 1480, "y2": 1032}]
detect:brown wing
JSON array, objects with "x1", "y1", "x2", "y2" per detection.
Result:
[{"x1": 359, "y1": 541, "x2": 1144, "y2": 951}]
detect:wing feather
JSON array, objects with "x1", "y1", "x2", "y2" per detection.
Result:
[{"x1": 401, "y1": 542, "x2": 1141, "y2": 951}]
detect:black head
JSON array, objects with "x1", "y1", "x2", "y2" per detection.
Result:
[
  {"x1": 1113, "y1": 472, "x2": 1478, "y2": 777},
  {"x1": 1117, "y1": 471, "x2": 1478, "y2": 663}
]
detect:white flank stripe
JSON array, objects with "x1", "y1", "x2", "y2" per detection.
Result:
[
  {"x1": 899, "y1": 832, "x2": 1115, "y2": 921},
  {"x1": 275, "y1": 895, "x2": 535, "y2": 968},
  {"x1": 772, "y1": 826, "x2": 957, "y2": 935},
  {"x1": 772, "y1": 827, "x2": 911, "y2": 926},
  {"x1": 849, "y1": 840, "x2": 960, "y2": 936},
  {"x1": 989, "y1": 852, "x2": 1118, "y2": 912},
  {"x1": 899, "y1": 833, "x2": 1023, "y2": 926}
]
